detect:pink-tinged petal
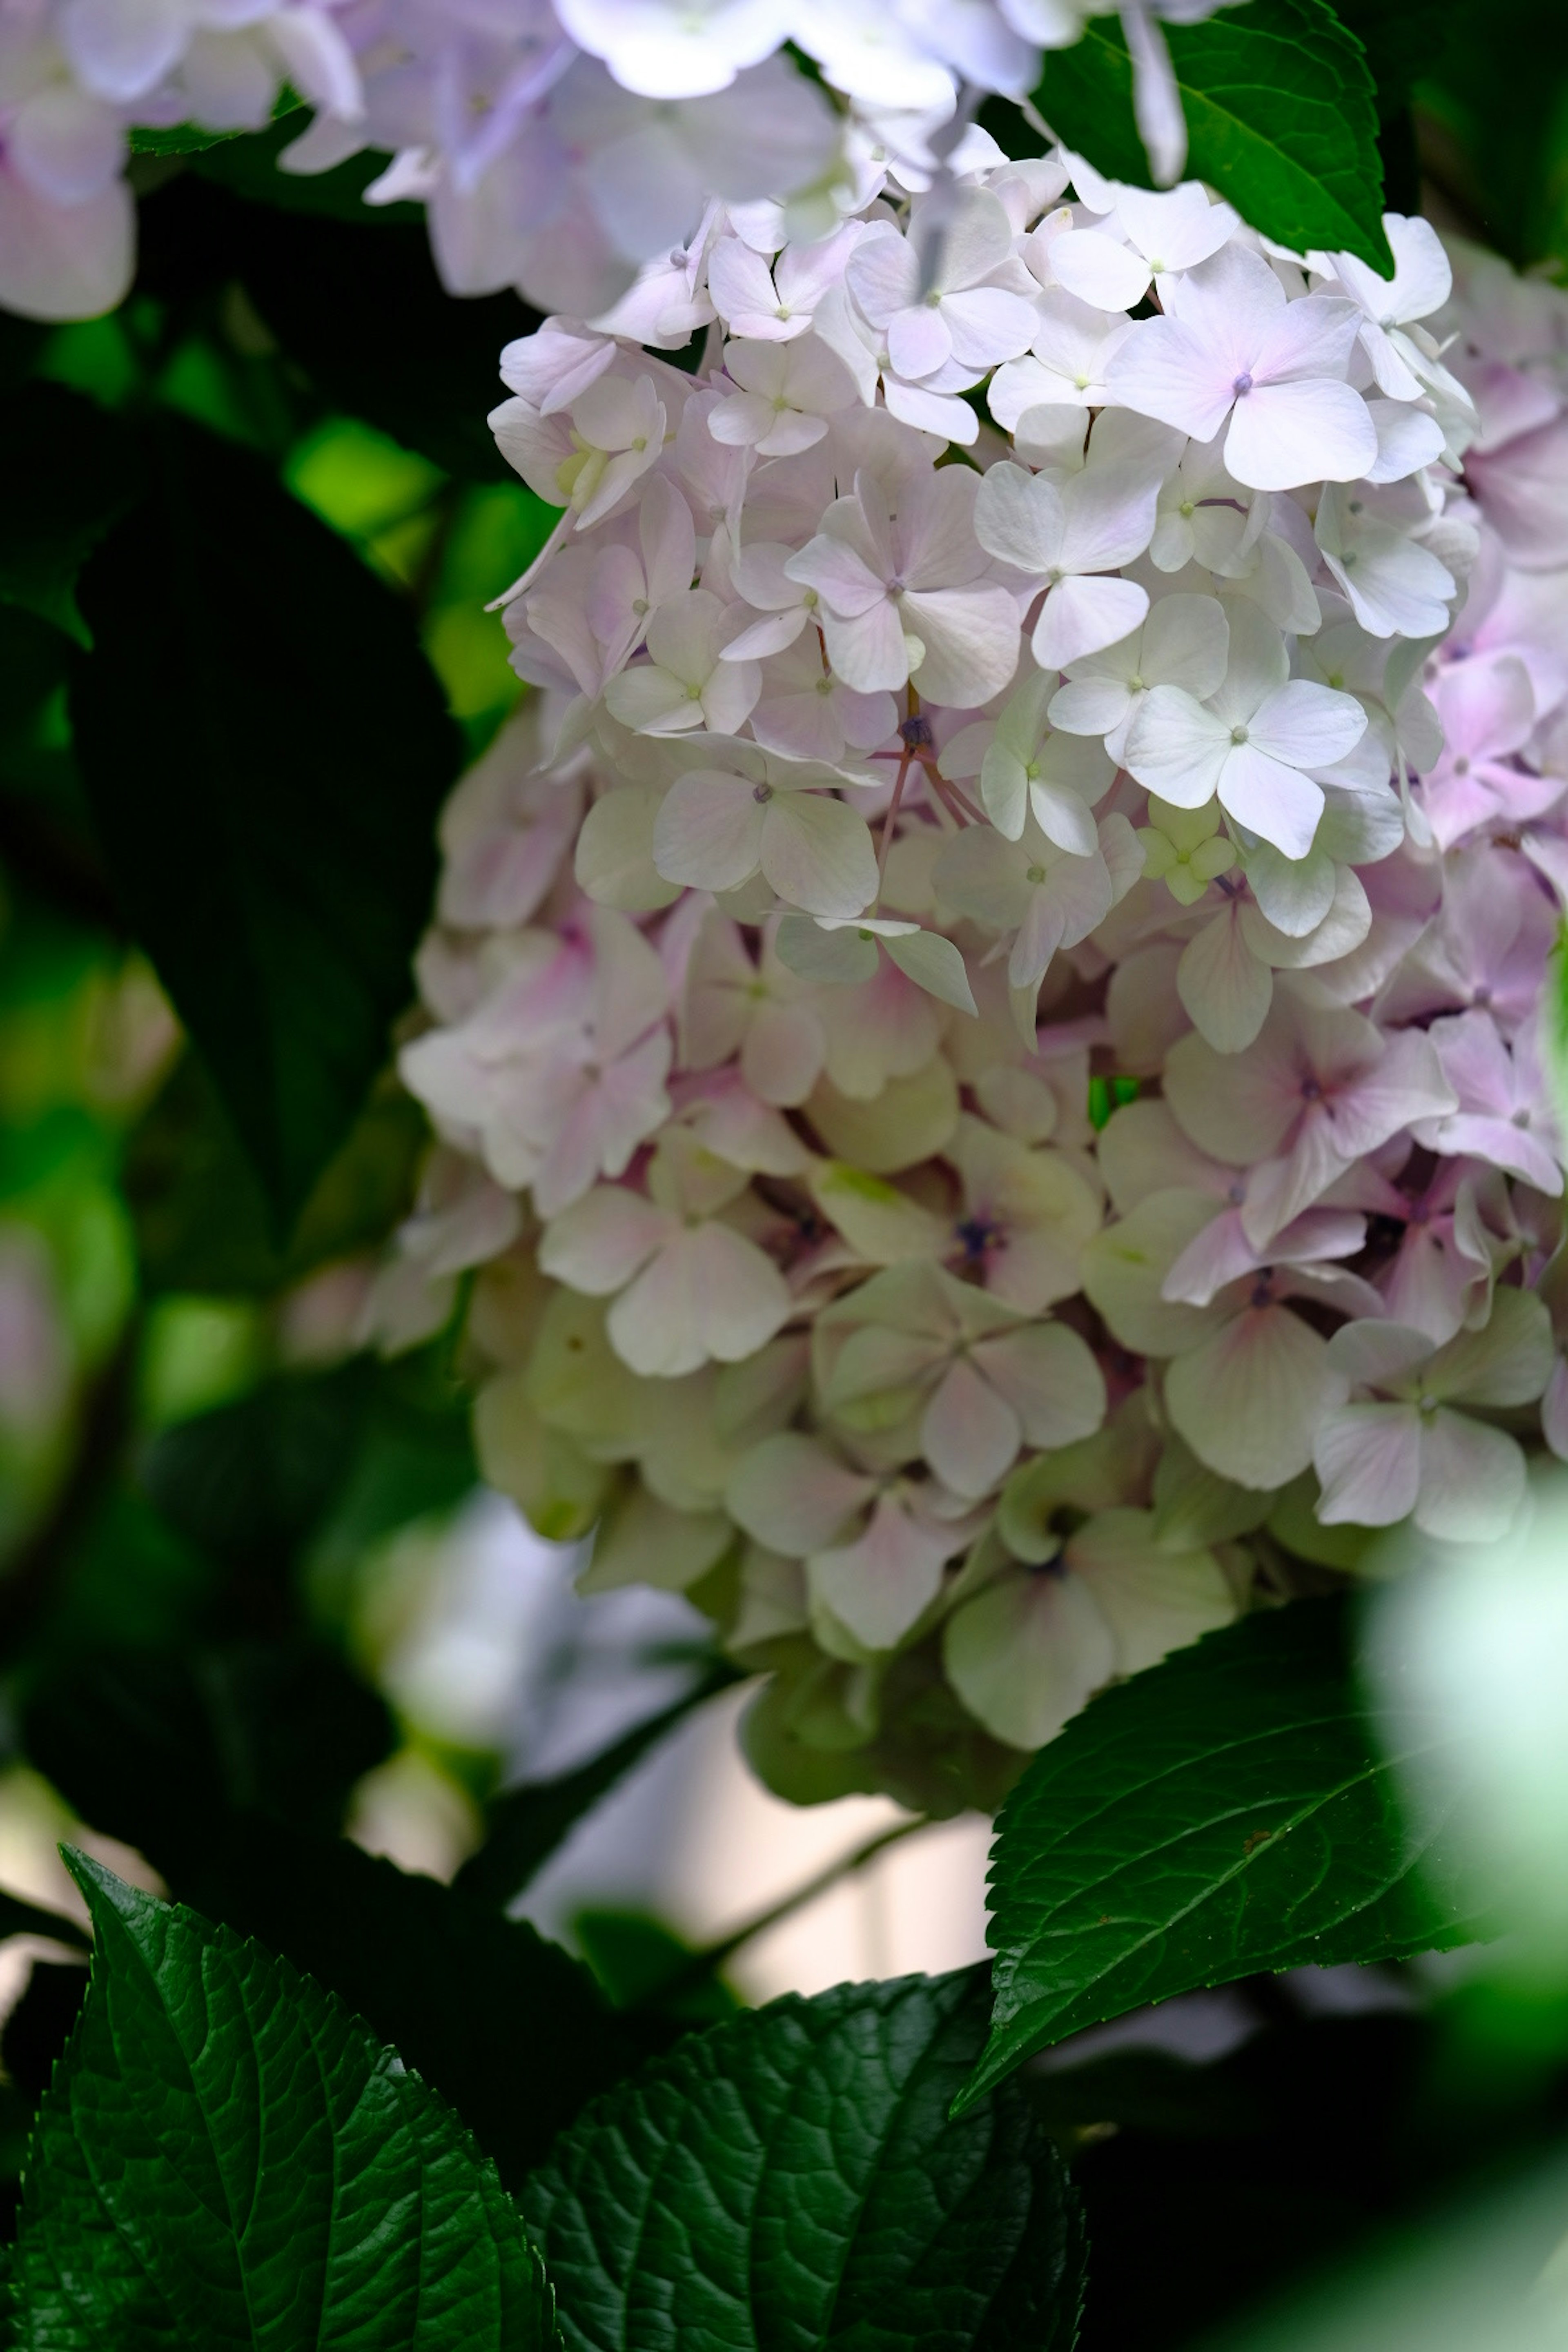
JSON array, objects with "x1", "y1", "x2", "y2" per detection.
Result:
[
  {"x1": 1432, "y1": 1114, "x2": 1563, "y2": 1193},
  {"x1": 0, "y1": 167, "x2": 133, "y2": 323},
  {"x1": 1123, "y1": 685, "x2": 1231, "y2": 808},
  {"x1": 809, "y1": 1492, "x2": 948, "y2": 1650},
  {"x1": 1051, "y1": 229, "x2": 1151, "y2": 313},
  {"x1": 845, "y1": 222, "x2": 920, "y2": 327},
  {"x1": 1248, "y1": 679, "x2": 1367, "y2": 769},
  {"x1": 1216, "y1": 743, "x2": 1325, "y2": 860},
  {"x1": 759, "y1": 791, "x2": 878, "y2": 918},
  {"x1": 973, "y1": 463, "x2": 1066, "y2": 576},
  {"x1": 1432, "y1": 653, "x2": 1536, "y2": 763},
  {"x1": 920, "y1": 1355, "x2": 1023, "y2": 1497},
  {"x1": 941, "y1": 286, "x2": 1039, "y2": 371},
  {"x1": 1067, "y1": 1508, "x2": 1235, "y2": 1675},
  {"x1": 1414, "y1": 1410, "x2": 1528, "y2": 1544},
  {"x1": 1314, "y1": 1401, "x2": 1422, "y2": 1525},
  {"x1": 785, "y1": 532, "x2": 887, "y2": 619},
  {"x1": 1033, "y1": 575, "x2": 1149, "y2": 671},
  {"x1": 1056, "y1": 464, "x2": 1163, "y2": 575},
  {"x1": 1240, "y1": 1111, "x2": 1349, "y2": 1248},
  {"x1": 1224, "y1": 379, "x2": 1378, "y2": 493},
  {"x1": 727, "y1": 1430, "x2": 876, "y2": 1553},
  {"x1": 1423, "y1": 1287, "x2": 1555, "y2": 1410},
  {"x1": 1104, "y1": 316, "x2": 1235, "y2": 442},
  {"x1": 943, "y1": 1568, "x2": 1114, "y2": 1749},
  {"x1": 888, "y1": 303, "x2": 953, "y2": 382},
  {"x1": 707, "y1": 237, "x2": 784, "y2": 330},
  {"x1": 1332, "y1": 1028, "x2": 1457, "y2": 1160},
  {"x1": 1165, "y1": 1303, "x2": 1334, "y2": 1488},
  {"x1": 539, "y1": 1185, "x2": 670, "y2": 1295},
  {"x1": 741, "y1": 1001, "x2": 824, "y2": 1107},
  {"x1": 905, "y1": 585, "x2": 1022, "y2": 706},
  {"x1": 973, "y1": 1322, "x2": 1107, "y2": 1449},
  {"x1": 653, "y1": 770, "x2": 766, "y2": 891},
  {"x1": 1177, "y1": 906, "x2": 1274, "y2": 1055},
  {"x1": 820, "y1": 599, "x2": 909, "y2": 694},
  {"x1": 1164, "y1": 1009, "x2": 1305, "y2": 1164},
  {"x1": 1253, "y1": 292, "x2": 1363, "y2": 385},
  {"x1": 1542, "y1": 1358, "x2": 1568, "y2": 1463}
]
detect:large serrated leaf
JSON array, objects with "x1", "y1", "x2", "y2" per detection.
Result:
[
  {"x1": 1037, "y1": 0, "x2": 1393, "y2": 273},
  {"x1": 22, "y1": 1652, "x2": 665, "y2": 2191},
  {"x1": 11, "y1": 1854, "x2": 559, "y2": 2350},
  {"x1": 526, "y1": 1968, "x2": 1085, "y2": 2352},
  {"x1": 957, "y1": 1598, "x2": 1493, "y2": 2112},
  {"x1": 69, "y1": 416, "x2": 461, "y2": 1232}
]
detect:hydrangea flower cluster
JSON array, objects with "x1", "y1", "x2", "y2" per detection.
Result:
[
  {"x1": 1, "y1": 0, "x2": 1235, "y2": 327},
  {"x1": 379, "y1": 154, "x2": 1568, "y2": 1814}
]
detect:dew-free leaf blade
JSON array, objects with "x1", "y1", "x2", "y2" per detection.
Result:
[
  {"x1": 1037, "y1": 0, "x2": 1393, "y2": 273},
  {"x1": 527, "y1": 1968, "x2": 1085, "y2": 2352},
  {"x1": 958, "y1": 1597, "x2": 1493, "y2": 2112},
  {"x1": 12, "y1": 1853, "x2": 559, "y2": 2350},
  {"x1": 69, "y1": 416, "x2": 461, "y2": 1230}
]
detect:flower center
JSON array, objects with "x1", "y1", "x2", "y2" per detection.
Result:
[
  {"x1": 753, "y1": 783, "x2": 773, "y2": 803},
  {"x1": 1232, "y1": 370, "x2": 1254, "y2": 396},
  {"x1": 1230, "y1": 724, "x2": 1249, "y2": 745}
]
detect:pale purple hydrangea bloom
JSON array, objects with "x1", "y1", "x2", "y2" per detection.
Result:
[
  {"x1": 1, "y1": 0, "x2": 1246, "y2": 327},
  {"x1": 365, "y1": 163, "x2": 1568, "y2": 1805}
]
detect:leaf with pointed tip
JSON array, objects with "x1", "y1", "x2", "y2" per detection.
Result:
[
  {"x1": 69, "y1": 416, "x2": 461, "y2": 1231},
  {"x1": 1034, "y1": 0, "x2": 1393, "y2": 273},
  {"x1": 454, "y1": 1661, "x2": 742, "y2": 1910},
  {"x1": 958, "y1": 1599, "x2": 1494, "y2": 2113},
  {"x1": 11, "y1": 1855, "x2": 559, "y2": 2350},
  {"x1": 526, "y1": 1968, "x2": 1085, "y2": 2352}
]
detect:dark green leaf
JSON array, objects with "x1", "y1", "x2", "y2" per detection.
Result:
[
  {"x1": 22, "y1": 1653, "x2": 664, "y2": 2189},
  {"x1": 140, "y1": 1360, "x2": 376, "y2": 1570},
  {"x1": 129, "y1": 91, "x2": 304, "y2": 156},
  {"x1": 958, "y1": 1599, "x2": 1492, "y2": 2113},
  {"x1": 527, "y1": 1968, "x2": 1085, "y2": 2352},
  {"x1": 454, "y1": 1663, "x2": 743, "y2": 1910},
  {"x1": 69, "y1": 417, "x2": 461, "y2": 1229},
  {"x1": 1035, "y1": 0, "x2": 1393, "y2": 272},
  {"x1": 11, "y1": 1854, "x2": 558, "y2": 2349},
  {"x1": 0, "y1": 385, "x2": 141, "y2": 647},
  {"x1": 124, "y1": 1055, "x2": 428, "y2": 1294},
  {"x1": 190, "y1": 114, "x2": 421, "y2": 221},
  {"x1": 138, "y1": 164, "x2": 534, "y2": 477},
  {"x1": 24, "y1": 1644, "x2": 394, "y2": 1842},
  {"x1": 570, "y1": 1910, "x2": 739, "y2": 2028}
]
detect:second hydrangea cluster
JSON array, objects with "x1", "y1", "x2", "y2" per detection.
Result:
[{"x1": 381, "y1": 150, "x2": 1568, "y2": 1812}]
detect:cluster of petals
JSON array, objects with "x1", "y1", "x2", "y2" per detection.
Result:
[
  {"x1": 376, "y1": 153, "x2": 1568, "y2": 1812},
  {"x1": 2, "y1": 0, "x2": 1242, "y2": 327}
]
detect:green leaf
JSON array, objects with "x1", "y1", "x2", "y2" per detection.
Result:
[
  {"x1": 140, "y1": 1361, "x2": 378, "y2": 1572},
  {"x1": 526, "y1": 1968, "x2": 1085, "y2": 2352},
  {"x1": 69, "y1": 417, "x2": 461, "y2": 1230},
  {"x1": 22, "y1": 1654, "x2": 666, "y2": 2190},
  {"x1": 129, "y1": 90, "x2": 304, "y2": 156},
  {"x1": 171, "y1": 171, "x2": 535, "y2": 479},
  {"x1": 958, "y1": 1599, "x2": 1493, "y2": 2112},
  {"x1": 11, "y1": 1853, "x2": 559, "y2": 2349},
  {"x1": 0, "y1": 385, "x2": 142, "y2": 648},
  {"x1": 1035, "y1": 0, "x2": 1393, "y2": 272},
  {"x1": 124, "y1": 1055, "x2": 429, "y2": 1296},
  {"x1": 25, "y1": 1644, "x2": 394, "y2": 1843},
  {"x1": 453, "y1": 1662, "x2": 742, "y2": 1910}
]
